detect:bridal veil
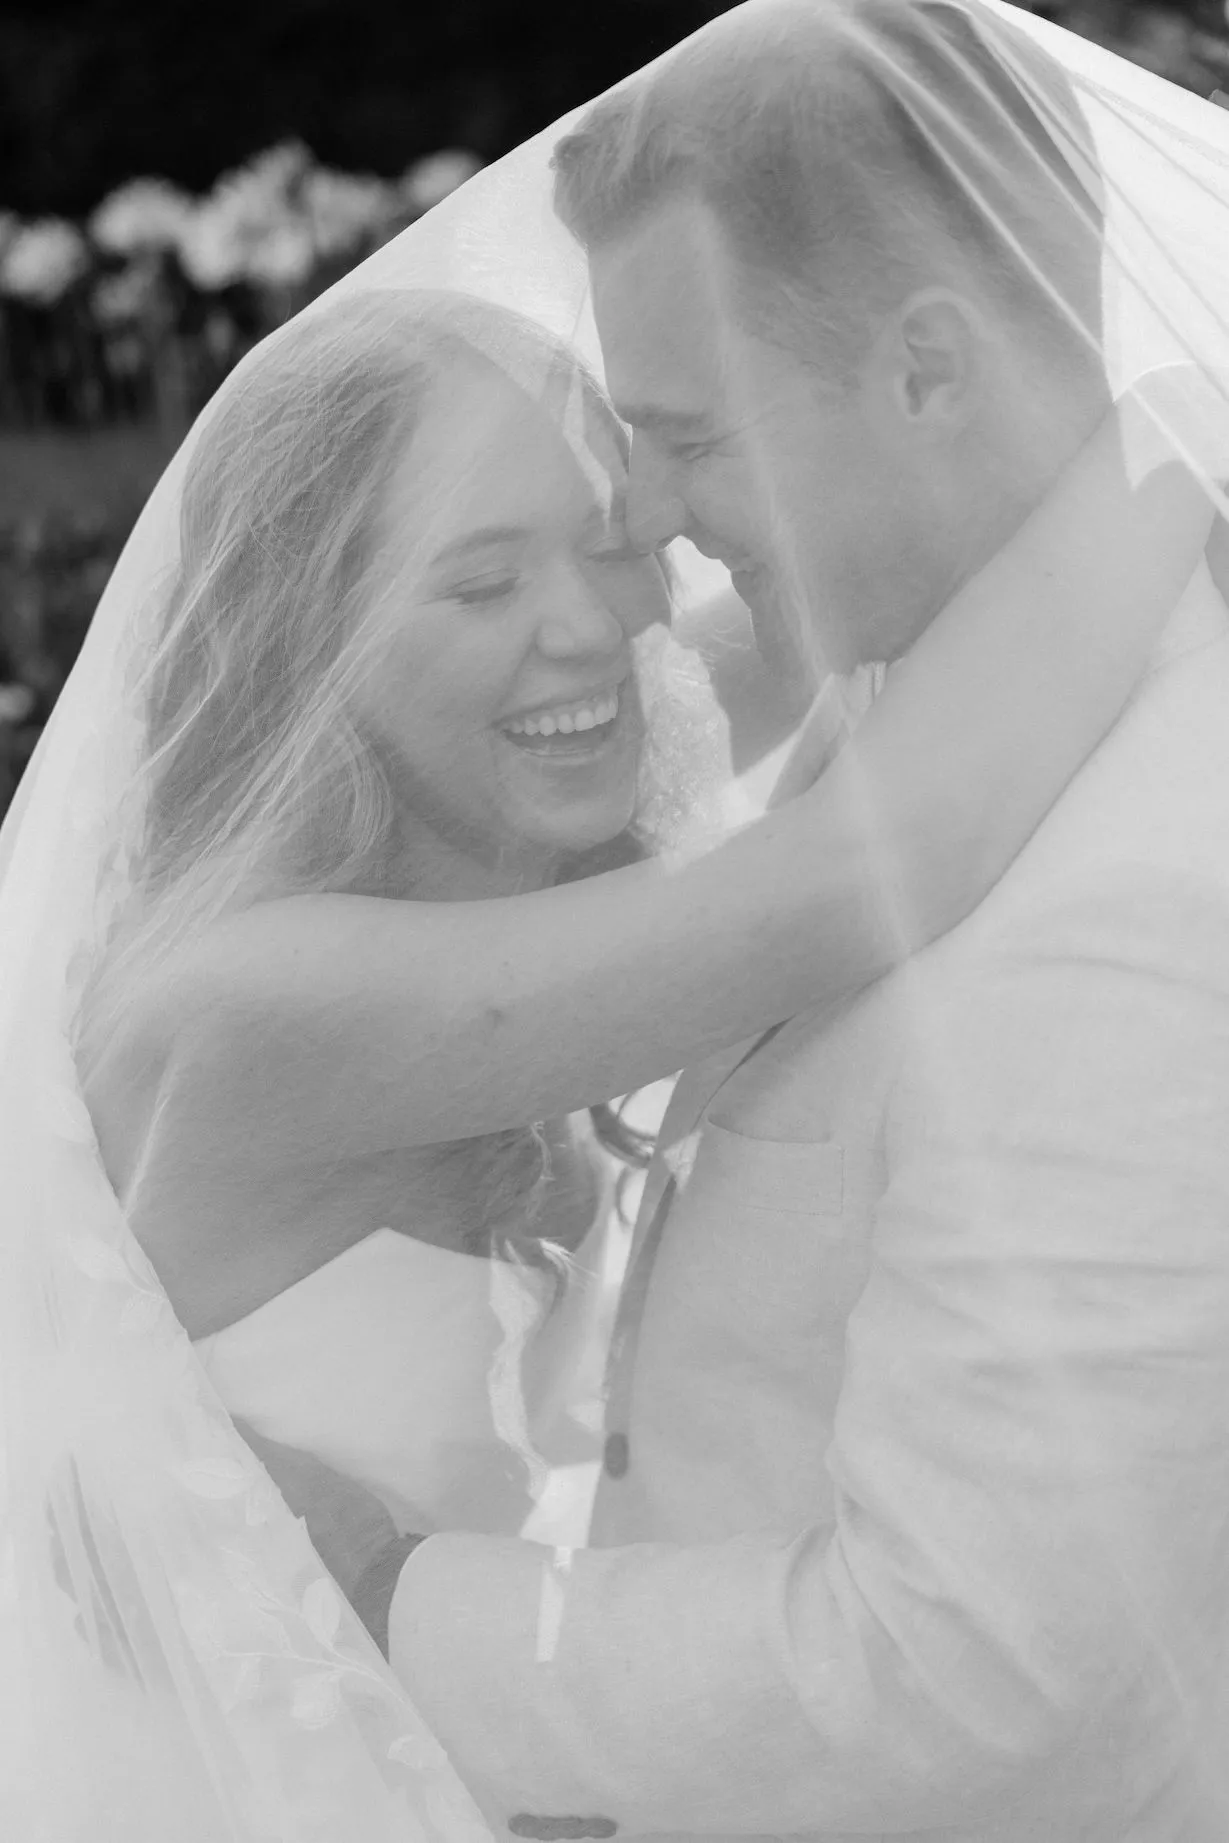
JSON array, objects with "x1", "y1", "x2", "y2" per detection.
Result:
[{"x1": 4, "y1": 1, "x2": 1229, "y2": 1833}]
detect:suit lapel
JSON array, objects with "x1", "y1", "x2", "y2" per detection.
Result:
[
  {"x1": 626, "y1": 1042, "x2": 757, "y2": 1268},
  {"x1": 598, "y1": 670, "x2": 872, "y2": 1434},
  {"x1": 601, "y1": 1024, "x2": 786, "y2": 1431}
]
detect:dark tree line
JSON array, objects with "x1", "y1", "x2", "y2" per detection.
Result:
[
  {"x1": 0, "y1": 0, "x2": 729, "y2": 217},
  {"x1": 3, "y1": 0, "x2": 1227, "y2": 220}
]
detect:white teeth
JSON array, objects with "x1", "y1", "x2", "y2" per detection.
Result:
[{"x1": 502, "y1": 687, "x2": 621, "y2": 739}]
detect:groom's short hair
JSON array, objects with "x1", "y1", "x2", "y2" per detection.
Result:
[{"x1": 553, "y1": 0, "x2": 1105, "y2": 382}]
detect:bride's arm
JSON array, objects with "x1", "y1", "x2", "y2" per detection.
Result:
[{"x1": 154, "y1": 381, "x2": 1218, "y2": 1161}]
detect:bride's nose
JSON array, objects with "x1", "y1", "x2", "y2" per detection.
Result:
[{"x1": 533, "y1": 571, "x2": 626, "y2": 660}]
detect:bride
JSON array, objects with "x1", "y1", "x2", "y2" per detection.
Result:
[{"x1": 3, "y1": 2, "x2": 1229, "y2": 1837}]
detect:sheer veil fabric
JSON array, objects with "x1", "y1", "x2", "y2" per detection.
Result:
[{"x1": 4, "y1": 1, "x2": 1229, "y2": 1835}]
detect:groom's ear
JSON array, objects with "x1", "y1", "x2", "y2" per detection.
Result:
[{"x1": 874, "y1": 288, "x2": 982, "y2": 433}]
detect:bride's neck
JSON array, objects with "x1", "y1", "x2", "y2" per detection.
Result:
[{"x1": 382, "y1": 811, "x2": 558, "y2": 903}]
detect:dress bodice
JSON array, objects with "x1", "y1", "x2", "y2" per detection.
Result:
[{"x1": 196, "y1": 1218, "x2": 619, "y2": 1540}]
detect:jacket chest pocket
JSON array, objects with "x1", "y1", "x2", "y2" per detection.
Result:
[{"x1": 662, "y1": 1119, "x2": 875, "y2": 1358}]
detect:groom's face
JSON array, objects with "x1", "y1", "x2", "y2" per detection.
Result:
[{"x1": 590, "y1": 196, "x2": 915, "y2": 688}]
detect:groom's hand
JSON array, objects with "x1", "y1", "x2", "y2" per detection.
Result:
[{"x1": 234, "y1": 1419, "x2": 424, "y2": 1652}]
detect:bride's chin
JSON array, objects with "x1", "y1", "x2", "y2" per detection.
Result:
[
  {"x1": 504, "y1": 762, "x2": 643, "y2": 862},
  {"x1": 522, "y1": 789, "x2": 642, "y2": 861}
]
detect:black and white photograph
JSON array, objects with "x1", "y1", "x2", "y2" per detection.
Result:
[{"x1": 5, "y1": 1, "x2": 1229, "y2": 1836}]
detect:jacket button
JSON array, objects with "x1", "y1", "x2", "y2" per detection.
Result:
[
  {"x1": 603, "y1": 1432, "x2": 629, "y2": 1479},
  {"x1": 509, "y1": 1818, "x2": 618, "y2": 1839}
]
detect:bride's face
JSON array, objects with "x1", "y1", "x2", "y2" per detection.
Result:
[{"x1": 354, "y1": 358, "x2": 670, "y2": 886}]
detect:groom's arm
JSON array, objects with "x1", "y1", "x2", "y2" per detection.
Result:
[{"x1": 387, "y1": 863, "x2": 1229, "y2": 1836}]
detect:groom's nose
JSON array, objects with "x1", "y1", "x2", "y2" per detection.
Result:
[{"x1": 626, "y1": 438, "x2": 688, "y2": 553}]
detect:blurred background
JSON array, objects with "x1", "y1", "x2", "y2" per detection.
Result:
[{"x1": 3, "y1": 0, "x2": 1228, "y2": 813}]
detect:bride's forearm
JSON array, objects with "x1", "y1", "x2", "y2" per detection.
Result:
[{"x1": 181, "y1": 785, "x2": 900, "y2": 1156}]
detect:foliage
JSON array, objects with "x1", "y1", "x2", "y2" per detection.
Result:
[
  {"x1": 0, "y1": 141, "x2": 480, "y2": 430},
  {"x1": 0, "y1": 132, "x2": 488, "y2": 819},
  {"x1": 0, "y1": 507, "x2": 128, "y2": 812},
  {"x1": 0, "y1": 3, "x2": 1226, "y2": 221}
]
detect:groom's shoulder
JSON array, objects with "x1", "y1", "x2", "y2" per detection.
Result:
[
  {"x1": 1005, "y1": 620, "x2": 1229, "y2": 899},
  {"x1": 888, "y1": 611, "x2": 1229, "y2": 1004},
  {"x1": 752, "y1": 618, "x2": 1229, "y2": 1075}
]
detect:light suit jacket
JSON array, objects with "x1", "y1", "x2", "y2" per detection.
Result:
[{"x1": 390, "y1": 565, "x2": 1229, "y2": 1842}]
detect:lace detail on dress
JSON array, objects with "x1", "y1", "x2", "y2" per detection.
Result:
[{"x1": 0, "y1": 1031, "x2": 493, "y2": 1841}]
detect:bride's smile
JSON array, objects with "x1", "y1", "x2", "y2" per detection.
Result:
[{"x1": 499, "y1": 679, "x2": 624, "y2": 747}]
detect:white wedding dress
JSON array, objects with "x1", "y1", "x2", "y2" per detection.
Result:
[{"x1": 195, "y1": 1206, "x2": 622, "y2": 1545}]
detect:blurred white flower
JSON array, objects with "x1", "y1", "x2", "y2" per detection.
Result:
[
  {"x1": 400, "y1": 149, "x2": 482, "y2": 215},
  {"x1": 177, "y1": 192, "x2": 247, "y2": 289},
  {"x1": 178, "y1": 141, "x2": 318, "y2": 290},
  {"x1": 244, "y1": 218, "x2": 316, "y2": 288},
  {"x1": 302, "y1": 167, "x2": 395, "y2": 258},
  {"x1": 90, "y1": 178, "x2": 194, "y2": 255},
  {"x1": 244, "y1": 139, "x2": 313, "y2": 197},
  {"x1": 0, "y1": 684, "x2": 36, "y2": 726},
  {"x1": 92, "y1": 257, "x2": 161, "y2": 325},
  {"x1": 0, "y1": 218, "x2": 89, "y2": 303},
  {"x1": 0, "y1": 141, "x2": 485, "y2": 313}
]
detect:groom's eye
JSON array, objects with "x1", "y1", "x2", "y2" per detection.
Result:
[
  {"x1": 588, "y1": 543, "x2": 643, "y2": 565},
  {"x1": 670, "y1": 436, "x2": 719, "y2": 464}
]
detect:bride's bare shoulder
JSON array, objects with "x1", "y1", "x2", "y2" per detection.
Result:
[
  {"x1": 113, "y1": 891, "x2": 409, "y2": 1052},
  {"x1": 81, "y1": 898, "x2": 390, "y2": 1326},
  {"x1": 82, "y1": 896, "x2": 368, "y2": 1166}
]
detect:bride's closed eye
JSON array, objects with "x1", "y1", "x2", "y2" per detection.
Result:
[{"x1": 447, "y1": 572, "x2": 522, "y2": 608}]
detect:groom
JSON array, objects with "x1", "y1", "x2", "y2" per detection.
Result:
[{"x1": 298, "y1": 3, "x2": 1229, "y2": 1836}]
